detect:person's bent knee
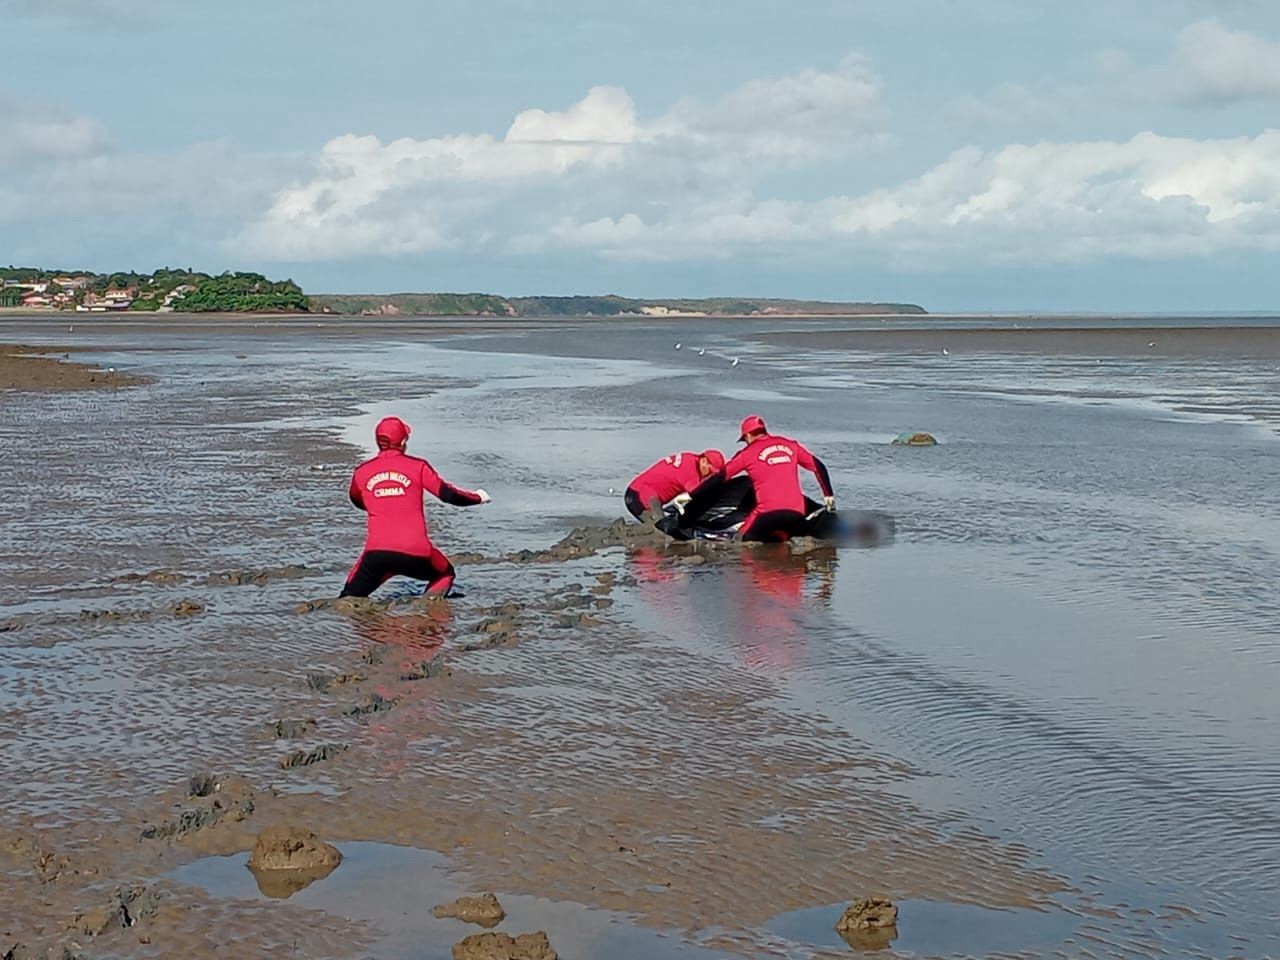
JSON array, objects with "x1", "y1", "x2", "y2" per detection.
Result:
[{"x1": 624, "y1": 488, "x2": 645, "y2": 520}]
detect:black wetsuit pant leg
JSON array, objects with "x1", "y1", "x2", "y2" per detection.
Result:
[
  {"x1": 624, "y1": 488, "x2": 646, "y2": 520},
  {"x1": 340, "y1": 549, "x2": 454, "y2": 598},
  {"x1": 739, "y1": 510, "x2": 811, "y2": 543}
]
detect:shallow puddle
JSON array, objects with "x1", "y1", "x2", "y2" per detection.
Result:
[
  {"x1": 172, "y1": 841, "x2": 732, "y2": 960},
  {"x1": 766, "y1": 898, "x2": 1078, "y2": 956}
]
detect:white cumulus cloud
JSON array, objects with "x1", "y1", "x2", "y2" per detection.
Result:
[
  {"x1": 1166, "y1": 18, "x2": 1280, "y2": 103},
  {"x1": 0, "y1": 94, "x2": 111, "y2": 168},
  {"x1": 238, "y1": 57, "x2": 889, "y2": 261},
  {"x1": 533, "y1": 131, "x2": 1280, "y2": 265}
]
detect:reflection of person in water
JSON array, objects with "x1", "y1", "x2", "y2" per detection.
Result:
[
  {"x1": 350, "y1": 603, "x2": 453, "y2": 663},
  {"x1": 625, "y1": 544, "x2": 707, "y2": 643},
  {"x1": 349, "y1": 604, "x2": 453, "y2": 777},
  {"x1": 730, "y1": 546, "x2": 837, "y2": 671},
  {"x1": 627, "y1": 540, "x2": 838, "y2": 672}
]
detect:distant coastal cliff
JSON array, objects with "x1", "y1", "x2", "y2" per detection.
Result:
[
  {"x1": 3, "y1": 266, "x2": 925, "y2": 317},
  {"x1": 311, "y1": 293, "x2": 927, "y2": 317}
]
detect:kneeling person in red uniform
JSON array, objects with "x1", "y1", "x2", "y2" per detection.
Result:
[
  {"x1": 625, "y1": 449, "x2": 725, "y2": 520},
  {"x1": 341, "y1": 416, "x2": 491, "y2": 598},
  {"x1": 686, "y1": 414, "x2": 835, "y2": 542}
]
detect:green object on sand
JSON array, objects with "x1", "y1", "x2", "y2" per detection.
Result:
[{"x1": 892, "y1": 431, "x2": 938, "y2": 446}]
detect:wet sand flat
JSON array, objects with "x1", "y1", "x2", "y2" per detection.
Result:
[
  {"x1": 1, "y1": 343, "x2": 150, "y2": 390},
  {"x1": 756, "y1": 323, "x2": 1280, "y2": 357},
  {"x1": 2, "y1": 317, "x2": 1278, "y2": 958}
]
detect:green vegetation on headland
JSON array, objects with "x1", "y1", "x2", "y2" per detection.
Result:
[
  {"x1": 4, "y1": 265, "x2": 924, "y2": 317},
  {"x1": 310, "y1": 293, "x2": 927, "y2": 317},
  {"x1": 1, "y1": 266, "x2": 308, "y2": 313}
]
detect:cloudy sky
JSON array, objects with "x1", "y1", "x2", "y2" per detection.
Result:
[{"x1": 4, "y1": 0, "x2": 1280, "y2": 310}]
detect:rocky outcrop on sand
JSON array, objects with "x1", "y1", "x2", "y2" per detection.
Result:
[
  {"x1": 452, "y1": 931, "x2": 556, "y2": 960},
  {"x1": 836, "y1": 896, "x2": 898, "y2": 950},
  {"x1": 70, "y1": 883, "x2": 160, "y2": 936},
  {"x1": 205, "y1": 565, "x2": 317, "y2": 587},
  {"x1": 3, "y1": 944, "x2": 85, "y2": 960},
  {"x1": 246, "y1": 825, "x2": 342, "y2": 897},
  {"x1": 891, "y1": 431, "x2": 937, "y2": 446},
  {"x1": 3, "y1": 833, "x2": 74, "y2": 885},
  {"x1": 248, "y1": 825, "x2": 342, "y2": 873},
  {"x1": 139, "y1": 775, "x2": 255, "y2": 842},
  {"x1": 432, "y1": 892, "x2": 505, "y2": 927}
]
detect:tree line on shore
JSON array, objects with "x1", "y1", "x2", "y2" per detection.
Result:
[
  {"x1": 1, "y1": 267, "x2": 309, "y2": 313},
  {"x1": 4, "y1": 266, "x2": 925, "y2": 317}
]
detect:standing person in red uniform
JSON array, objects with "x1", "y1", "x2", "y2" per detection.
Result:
[
  {"x1": 624, "y1": 449, "x2": 725, "y2": 520},
  {"x1": 685, "y1": 414, "x2": 835, "y2": 542},
  {"x1": 341, "y1": 416, "x2": 491, "y2": 598}
]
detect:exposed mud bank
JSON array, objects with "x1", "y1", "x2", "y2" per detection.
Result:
[{"x1": 1, "y1": 344, "x2": 150, "y2": 391}]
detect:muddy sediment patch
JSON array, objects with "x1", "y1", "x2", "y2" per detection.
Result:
[
  {"x1": 343, "y1": 693, "x2": 399, "y2": 718},
  {"x1": 0, "y1": 344, "x2": 150, "y2": 392},
  {"x1": 279, "y1": 744, "x2": 349, "y2": 769},
  {"x1": 306, "y1": 671, "x2": 366, "y2": 692},
  {"x1": 111, "y1": 564, "x2": 322, "y2": 590},
  {"x1": 205, "y1": 565, "x2": 319, "y2": 587},
  {"x1": 139, "y1": 777, "x2": 256, "y2": 842},
  {"x1": 400, "y1": 660, "x2": 451, "y2": 681},
  {"x1": 71, "y1": 883, "x2": 162, "y2": 937},
  {"x1": 0, "y1": 600, "x2": 206, "y2": 637},
  {"x1": 268, "y1": 719, "x2": 317, "y2": 740}
]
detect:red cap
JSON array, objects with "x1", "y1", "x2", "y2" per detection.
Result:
[
  {"x1": 738, "y1": 414, "x2": 767, "y2": 442},
  {"x1": 701, "y1": 449, "x2": 726, "y2": 471},
  {"x1": 375, "y1": 416, "x2": 411, "y2": 448}
]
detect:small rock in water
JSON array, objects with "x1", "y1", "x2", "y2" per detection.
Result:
[
  {"x1": 246, "y1": 825, "x2": 342, "y2": 899},
  {"x1": 452, "y1": 931, "x2": 556, "y2": 960},
  {"x1": 891, "y1": 431, "x2": 938, "y2": 446},
  {"x1": 835, "y1": 896, "x2": 898, "y2": 951},
  {"x1": 433, "y1": 892, "x2": 506, "y2": 927}
]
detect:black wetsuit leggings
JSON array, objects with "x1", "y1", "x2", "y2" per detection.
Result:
[
  {"x1": 739, "y1": 510, "x2": 811, "y2": 543},
  {"x1": 624, "y1": 487, "x2": 652, "y2": 520},
  {"x1": 340, "y1": 549, "x2": 455, "y2": 598}
]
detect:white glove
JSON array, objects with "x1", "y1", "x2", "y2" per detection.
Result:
[
  {"x1": 823, "y1": 495, "x2": 837, "y2": 512},
  {"x1": 672, "y1": 492, "x2": 693, "y2": 514},
  {"x1": 475, "y1": 489, "x2": 492, "y2": 504}
]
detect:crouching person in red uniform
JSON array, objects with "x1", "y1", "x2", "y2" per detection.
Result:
[
  {"x1": 341, "y1": 416, "x2": 491, "y2": 598},
  {"x1": 685, "y1": 414, "x2": 835, "y2": 542},
  {"x1": 625, "y1": 449, "x2": 726, "y2": 520}
]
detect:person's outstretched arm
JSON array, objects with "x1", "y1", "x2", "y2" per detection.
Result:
[
  {"x1": 419, "y1": 459, "x2": 491, "y2": 506},
  {"x1": 796, "y1": 443, "x2": 835, "y2": 508}
]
